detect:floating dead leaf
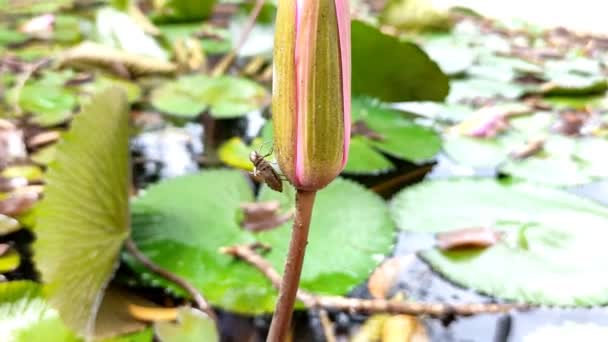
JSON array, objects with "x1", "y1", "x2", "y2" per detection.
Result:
[
  {"x1": 0, "y1": 177, "x2": 28, "y2": 192},
  {"x1": 27, "y1": 130, "x2": 61, "y2": 148},
  {"x1": 19, "y1": 14, "x2": 55, "y2": 39},
  {"x1": 0, "y1": 243, "x2": 10, "y2": 256},
  {"x1": 94, "y1": 287, "x2": 157, "y2": 339},
  {"x1": 0, "y1": 190, "x2": 39, "y2": 216},
  {"x1": 240, "y1": 200, "x2": 295, "y2": 232},
  {"x1": 59, "y1": 42, "x2": 176, "y2": 76},
  {"x1": 0, "y1": 127, "x2": 27, "y2": 168},
  {"x1": 509, "y1": 138, "x2": 545, "y2": 160},
  {"x1": 352, "y1": 314, "x2": 389, "y2": 342},
  {"x1": 436, "y1": 227, "x2": 503, "y2": 251},
  {"x1": 368, "y1": 257, "x2": 403, "y2": 299},
  {"x1": 174, "y1": 38, "x2": 206, "y2": 72},
  {"x1": 552, "y1": 111, "x2": 589, "y2": 136},
  {"x1": 382, "y1": 315, "x2": 428, "y2": 342},
  {"x1": 0, "y1": 214, "x2": 20, "y2": 236},
  {"x1": 448, "y1": 104, "x2": 531, "y2": 138},
  {"x1": 352, "y1": 120, "x2": 384, "y2": 140},
  {"x1": 128, "y1": 304, "x2": 179, "y2": 322}
]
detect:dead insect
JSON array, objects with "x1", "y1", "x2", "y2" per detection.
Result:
[{"x1": 249, "y1": 150, "x2": 283, "y2": 192}]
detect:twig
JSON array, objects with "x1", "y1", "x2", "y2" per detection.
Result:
[
  {"x1": 267, "y1": 190, "x2": 317, "y2": 342},
  {"x1": 318, "y1": 309, "x2": 337, "y2": 342},
  {"x1": 12, "y1": 58, "x2": 50, "y2": 116},
  {"x1": 211, "y1": 0, "x2": 266, "y2": 76},
  {"x1": 222, "y1": 244, "x2": 528, "y2": 318},
  {"x1": 124, "y1": 238, "x2": 217, "y2": 321}
]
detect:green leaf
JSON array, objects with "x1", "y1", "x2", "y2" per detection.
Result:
[
  {"x1": 155, "y1": 307, "x2": 218, "y2": 342},
  {"x1": 101, "y1": 329, "x2": 153, "y2": 342},
  {"x1": 150, "y1": 75, "x2": 269, "y2": 118},
  {"x1": 351, "y1": 20, "x2": 449, "y2": 102},
  {"x1": 33, "y1": 88, "x2": 130, "y2": 337},
  {"x1": 218, "y1": 137, "x2": 257, "y2": 171},
  {"x1": 0, "y1": 249, "x2": 19, "y2": 273},
  {"x1": 391, "y1": 178, "x2": 608, "y2": 233},
  {"x1": 343, "y1": 137, "x2": 394, "y2": 174},
  {"x1": 380, "y1": 0, "x2": 451, "y2": 32},
  {"x1": 79, "y1": 74, "x2": 142, "y2": 103},
  {"x1": 447, "y1": 78, "x2": 527, "y2": 103},
  {"x1": 129, "y1": 170, "x2": 395, "y2": 314},
  {"x1": 0, "y1": 27, "x2": 28, "y2": 46},
  {"x1": 153, "y1": 0, "x2": 217, "y2": 21},
  {"x1": 350, "y1": 99, "x2": 442, "y2": 167},
  {"x1": 0, "y1": 281, "x2": 79, "y2": 342},
  {"x1": 391, "y1": 178, "x2": 608, "y2": 305}
]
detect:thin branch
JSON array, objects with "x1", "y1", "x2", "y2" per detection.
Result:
[
  {"x1": 221, "y1": 244, "x2": 528, "y2": 318},
  {"x1": 211, "y1": 0, "x2": 266, "y2": 76},
  {"x1": 124, "y1": 238, "x2": 217, "y2": 321}
]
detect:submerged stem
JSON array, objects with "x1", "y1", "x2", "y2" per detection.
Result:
[
  {"x1": 267, "y1": 190, "x2": 317, "y2": 342},
  {"x1": 124, "y1": 238, "x2": 217, "y2": 321}
]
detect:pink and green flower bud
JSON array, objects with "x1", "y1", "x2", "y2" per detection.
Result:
[{"x1": 272, "y1": 0, "x2": 351, "y2": 191}]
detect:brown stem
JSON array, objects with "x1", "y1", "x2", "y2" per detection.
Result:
[
  {"x1": 124, "y1": 238, "x2": 217, "y2": 321},
  {"x1": 222, "y1": 244, "x2": 528, "y2": 319},
  {"x1": 266, "y1": 190, "x2": 317, "y2": 342}
]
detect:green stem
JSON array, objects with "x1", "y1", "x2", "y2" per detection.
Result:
[{"x1": 267, "y1": 190, "x2": 317, "y2": 342}]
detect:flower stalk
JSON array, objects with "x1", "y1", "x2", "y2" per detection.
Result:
[{"x1": 267, "y1": 0, "x2": 350, "y2": 340}]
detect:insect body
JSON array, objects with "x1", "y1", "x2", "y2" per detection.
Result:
[{"x1": 249, "y1": 150, "x2": 283, "y2": 192}]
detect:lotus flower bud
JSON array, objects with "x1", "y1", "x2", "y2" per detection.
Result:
[{"x1": 272, "y1": 0, "x2": 351, "y2": 191}]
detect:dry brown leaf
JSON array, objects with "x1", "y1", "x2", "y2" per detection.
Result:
[
  {"x1": 382, "y1": 315, "x2": 416, "y2": 342},
  {"x1": 94, "y1": 287, "x2": 157, "y2": 339},
  {"x1": 352, "y1": 120, "x2": 384, "y2": 140},
  {"x1": 0, "y1": 191, "x2": 39, "y2": 216},
  {"x1": 368, "y1": 257, "x2": 403, "y2": 299},
  {"x1": 509, "y1": 137, "x2": 545, "y2": 160},
  {"x1": 436, "y1": 227, "x2": 502, "y2": 251},
  {"x1": 27, "y1": 130, "x2": 61, "y2": 148},
  {"x1": 128, "y1": 304, "x2": 179, "y2": 322},
  {"x1": 240, "y1": 201, "x2": 294, "y2": 232},
  {"x1": 58, "y1": 42, "x2": 177, "y2": 76},
  {"x1": 352, "y1": 315, "x2": 390, "y2": 342}
]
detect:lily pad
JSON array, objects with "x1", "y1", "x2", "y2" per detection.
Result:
[
  {"x1": 351, "y1": 20, "x2": 449, "y2": 102},
  {"x1": 33, "y1": 88, "x2": 130, "y2": 337},
  {"x1": 345, "y1": 99, "x2": 441, "y2": 174},
  {"x1": 391, "y1": 178, "x2": 608, "y2": 305},
  {"x1": 155, "y1": 307, "x2": 218, "y2": 342},
  {"x1": 150, "y1": 75, "x2": 269, "y2": 118},
  {"x1": 0, "y1": 249, "x2": 20, "y2": 273},
  {"x1": 0, "y1": 281, "x2": 79, "y2": 342},
  {"x1": 128, "y1": 170, "x2": 394, "y2": 314}
]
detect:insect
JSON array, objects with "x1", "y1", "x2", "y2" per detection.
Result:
[{"x1": 249, "y1": 149, "x2": 283, "y2": 192}]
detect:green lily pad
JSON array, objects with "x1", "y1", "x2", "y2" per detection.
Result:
[
  {"x1": 348, "y1": 99, "x2": 442, "y2": 171},
  {"x1": 6, "y1": 70, "x2": 78, "y2": 127},
  {"x1": 344, "y1": 137, "x2": 394, "y2": 174},
  {"x1": 0, "y1": 249, "x2": 20, "y2": 273},
  {"x1": 30, "y1": 144, "x2": 57, "y2": 165},
  {"x1": 351, "y1": 20, "x2": 449, "y2": 102},
  {"x1": 150, "y1": 75, "x2": 269, "y2": 118},
  {"x1": 0, "y1": 281, "x2": 79, "y2": 342},
  {"x1": 155, "y1": 307, "x2": 218, "y2": 342},
  {"x1": 1, "y1": 165, "x2": 43, "y2": 182},
  {"x1": 448, "y1": 78, "x2": 528, "y2": 103},
  {"x1": 33, "y1": 88, "x2": 130, "y2": 337},
  {"x1": 391, "y1": 178, "x2": 608, "y2": 305},
  {"x1": 79, "y1": 74, "x2": 142, "y2": 103},
  {"x1": 0, "y1": 27, "x2": 28, "y2": 46},
  {"x1": 128, "y1": 170, "x2": 394, "y2": 314},
  {"x1": 102, "y1": 329, "x2": 153, "y2": 342},
  {"x1": 153, "y1": 0, "x2": 217, "y2": 21},
  {"x1": 217, "y1": 137, "x2": 271, "y2": 171}
]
